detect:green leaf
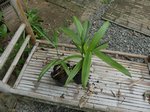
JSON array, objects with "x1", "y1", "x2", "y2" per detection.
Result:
[
  {"x1": 83, "y1": 38, "x2": 90, "y2": 54},
  {"x1": 73, "y1": 42, "x2": 82, "y2": 53},
  {"x1": 0, "y1": 24, "x2": 7, "y2": 38},
  {"x1": 61, "y1": 62, "x2": 70, "y2": 76},
  {"x1": 65, "y1": 59, "x2": 82, "y2": 85},
  {"x1": 94, "y1": 50, "x2": 131, "y2": 77},
  {"x1": 82, "y1": 20, "x2": 90, "y2": 42},
  {"x1": 0, "y1": 48, "x2": 4, "y2": 53},
  {"x1": 61, "y1": 54, "x2": 82, "y2": 75},
  {"x1": 73, "y1": 16, "x2": 83, "y2": 37},
  {"x1": 83, "y1": 42, "x2": 88, "y2": 54},
  {"x1": 38, "y1": 55, "x2": 82, "y2": 82},
  {"x1": 82, "y1": 52, "x2": 92, "y2": 88},
  {"x1": 27, "y1": 9, "x2": 39, "y2": 24},
  {"x1": 94, "y1": 42, "x2": 108, "y2": 51},
  {"x1": 88, "y1": 21, "x2": 110, "y2": 51},
  {"x1": 62, "y1": 54, "x2": 82, "y2": 62},
  {"x1": 0, "y1": 11, "x2": 3, "y2": 21},
  {"x1": 53, "y1": 31, "x2": 59, "y2": 48},
  {"x1": 32, "y1": 25, "x2": 54, "y2": 46},
  {"x1": 38, "y1": 59, "x2": 60, "y2": 81},
  {"x1": 62, "y1": 27, "x2": 81, "y2": 45}
]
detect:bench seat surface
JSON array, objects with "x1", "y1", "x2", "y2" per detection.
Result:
[{"x1": 14, "y1": 42, "x2": 150, "y2": 112}]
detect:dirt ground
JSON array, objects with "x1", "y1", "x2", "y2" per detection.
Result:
[{"x1": 28, "y1": 0, "x2": 84, "y2": 37}]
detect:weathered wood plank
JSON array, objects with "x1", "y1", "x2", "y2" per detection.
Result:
[
  {"x1": 34, "y1": 47, "x2": 147, "y2": 66},
  {"x1": 13, "y1": 42, "x2": 150, "y2": 112},
  {"x1": 11, "y1": 89, "x2": 122, "y2": 112},
  {"x1": 31, "y1": 53, "x2": 147, "y2": 71},
  {"x1": 0, "y1": 81, "x2": 11, "y2": 93},
  {"x1": 19, "y1": 77, "x2": 149, "y2": 98},
  {"x1": 13, "y1": 42, "x2": 39, "y2": 88},
  {"x1": 0, "y1": 23, "x2": 26, "y2": 69},
  {"x1": 29, "y1": 58, "x2": 148, "y2": 75},
  {"x1": 16, "y1": 82, "x2": 150, "y2": 111},
  {"x1": 2, "y1": 35, "x2": 30, "y2": 83},
  {"x1": 22, "y1": 70, "x2": 150, "y2": 92},
  {"x1": 24, "y1": 66, "x2": 149, "y2": 85},
  {"x1": 36, "y1": 39, "x2": 148, "y2": 59},
  {"x1": 20, "y1": 74, "x2": 149, "y2": 98}
]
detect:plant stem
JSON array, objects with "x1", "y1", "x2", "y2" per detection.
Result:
[{"x1": 56, "y1": 48, "x2": 60, "y2": 59}]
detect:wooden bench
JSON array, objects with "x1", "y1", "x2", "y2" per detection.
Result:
[
  {"x1": 0, "y1": 0, "x2": 150, "y2": 111},
  {"x1": 0, "y1": 24, "x2": 150, "y2": 111}
]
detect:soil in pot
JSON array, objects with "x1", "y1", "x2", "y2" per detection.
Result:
[
  {"x1": 51, "y1": 64, "x2": 69, "y2": 86},
  {"x1": 51, "y1": 63, "x2": 82, "y2": 86}
]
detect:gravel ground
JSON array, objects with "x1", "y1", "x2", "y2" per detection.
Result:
[
  {"x1": 15, "y1": 3, "x2": 150, "y2": 112},
  {"x1": 89, "y1": 4, "x2": 150, "y2": 56},
  {"x1": 15, "y1": 99, "x2": 83, "y2": 112}
]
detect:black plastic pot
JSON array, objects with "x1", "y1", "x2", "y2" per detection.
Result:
[
  {"x1": 51, "y1": 64, "x2": 68, "y2": 86},
  {"x1": 51, "y1": 63, "x2": 82, "y2": 85}
]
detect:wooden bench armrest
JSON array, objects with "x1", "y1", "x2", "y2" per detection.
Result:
[
  {"x1": 0, "y1": 81, "x2": 11, "y2": 93},
  {"x1": 2, "y1": 35, "x2": 30, "y2": 83},
  {"x1": 0, "y1": 23, "x2": 26, "y2": 69}
]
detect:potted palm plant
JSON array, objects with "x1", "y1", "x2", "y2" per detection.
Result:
[{"x1": 38, "y1": 16, "x2": 131, "y2": 88}]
